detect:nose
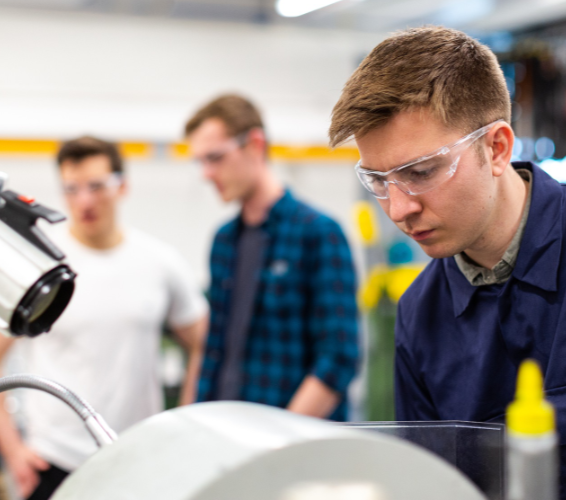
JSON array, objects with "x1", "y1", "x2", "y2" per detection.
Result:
[
  {"x1": 386, "y1": 183, "x2": 423, "y2": 223},
  {"x1": 73, "y1": 189, "x2": 96, "y2": 208},
  {"x1": 201, "y1": 163, "x2": 216, "y2": 181}
]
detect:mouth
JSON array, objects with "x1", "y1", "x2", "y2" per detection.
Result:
[
  {"x1": 409, "y1": 229, "x2": 435, "y2": 242},
  {"x1": 80, "y1": 211, "x2": 98, "y2": 223}
]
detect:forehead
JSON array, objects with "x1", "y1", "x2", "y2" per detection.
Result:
[
  {"x1": 355, "y1": 109, "x2": 463, "y2": 173},
  {"x1": 188, "y1": 118, "x2": 232, "y2": 154},
  {"x1": 59, "y1": 154, "x2": 113, "y2": 181}
]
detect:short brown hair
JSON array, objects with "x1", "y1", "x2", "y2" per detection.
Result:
[
  {"x1": 329, "y1": 26, "x2": 511, "y2": 147},
  {"x1": 57, "y1": 136, "x2": 124, "y2": 174},
  {"x1": 184, "y1": 94, "x2": 265, "y2": 138}
]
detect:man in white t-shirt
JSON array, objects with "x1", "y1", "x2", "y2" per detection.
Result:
[{"x1": 0, "y1": 136, "x2": 209, "y2": 500}]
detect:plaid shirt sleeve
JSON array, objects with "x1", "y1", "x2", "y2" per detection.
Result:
[{"x1": 305, "y1": 216, "x2": 359, "y2": 395}]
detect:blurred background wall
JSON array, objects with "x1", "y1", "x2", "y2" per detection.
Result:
[
  {"x1": 0, "y1": 6, "x2": 380, "y2": 287},
  {"x1": 0, "y1": 8, "x2": 378, "y2": 142}
]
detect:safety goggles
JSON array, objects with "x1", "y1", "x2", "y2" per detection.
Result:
[
  {"x1": 355, "y1": 120, "x2": 504, "y2": 200},
  {"x1": 62, "y1": 173, "x2": 123, "y2": 197},
  {"x1": 193, "y1": 132, "x2": 249, "y2": 168}
]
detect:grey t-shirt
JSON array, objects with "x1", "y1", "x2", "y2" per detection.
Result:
[{"x1": 216, "y1": 225, "x2": 267, "y2": 400}]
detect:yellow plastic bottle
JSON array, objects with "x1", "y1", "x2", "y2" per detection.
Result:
[{"x1": 506, "y1": 359, "x2": 558, "y2": 500}]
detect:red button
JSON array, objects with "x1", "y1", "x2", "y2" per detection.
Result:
[{"x1": 18, "y1": 195, "x2": 35, "y2": 204}]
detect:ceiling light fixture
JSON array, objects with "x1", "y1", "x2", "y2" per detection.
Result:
[{"x1": 275, "y1": 0, "x2": 344, "y2": 17}]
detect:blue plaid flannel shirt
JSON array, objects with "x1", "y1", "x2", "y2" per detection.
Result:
[{"x1": 197, "y1": 189, "x2": 359, "y2": 421}]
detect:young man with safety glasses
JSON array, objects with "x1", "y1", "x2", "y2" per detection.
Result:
[
  {"x1": 184, "y1": 94, "x2": 359, "y2": 421},
  {"x1": 0, "y1": 137, "x2": 209, "y2": 500},
  {"x1": 331, "y1": 26, "x2": 566, "y2": 497}
]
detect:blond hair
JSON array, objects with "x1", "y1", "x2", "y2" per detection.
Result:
[{"x1": 329, "y1": 26, "x2": 511, "y2": 147}]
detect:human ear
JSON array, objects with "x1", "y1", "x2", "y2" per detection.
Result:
[
  {"x1": 487, "y1": 122, "x2": 514, "y2": 177},
  {"x1": 118, "y1": 178, "x2": 128, "y2": 198},
  {"x1": 246, "y1": 128, "x2": 267, "y2": 158}
]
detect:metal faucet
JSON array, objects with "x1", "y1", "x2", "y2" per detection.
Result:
[{"x1": 0, "y1": 374, "x2": 117, "y2": 447}]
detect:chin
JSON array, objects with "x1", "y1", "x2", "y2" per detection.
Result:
[
  {"x1": 419, "y1": 242, "x2": 461, "y2": 260},
  {"x1": 80, "y1": 223, "x2": 103, "y2": 237},
  {"x1": 220, "y1": 192, "x2": 235, "y2": 203}
]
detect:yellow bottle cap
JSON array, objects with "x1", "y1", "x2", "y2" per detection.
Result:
[{"x1": 506, "y1": 359, "x2": 555, "y2": 435}]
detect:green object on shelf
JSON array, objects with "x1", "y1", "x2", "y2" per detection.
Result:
[
  {"x1": 366, "y1": 295, "x2": 396, "y2": 422},
  {"x1": 161, "y1": 335, "x2": 185, "y2": 410}
]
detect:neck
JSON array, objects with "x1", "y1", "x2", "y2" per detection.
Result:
[
  {"x1": 241, "y1": 168, "x2": 284, "y2": 226},
  {"x1": 464, "y1": 166, "x2": 528, "y2": 269},
  {"x1": 70, "y1": 224, "x2": 124, "y2": 250}
]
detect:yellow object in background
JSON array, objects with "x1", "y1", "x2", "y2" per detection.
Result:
[
  {"x1": 385, "y1": 265, "x2": 425, "y2": 304},
  {"x1": 353, "y1": 201, "x2": 380, "y2": 246},
  {"x1": 507, "y1": 359, "x2": 556, "y2": 435},
  {"x1": 358, "y1": 264, "x2": 425, "y2": 311},
  {"x1": 119, "y1": 142, "x2": 153, "y2": 159},
  {"x1": 0, "y1": 139, "x2": 59, "y2": 156},
  {"x1": 358, "y1": 265, "x2": 387, "y2": 311},
  {"x1": 170, "y1": 142, "x2": 358, "y2": 162}
]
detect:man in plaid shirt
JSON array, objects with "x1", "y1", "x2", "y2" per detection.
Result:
[{"x1": 185, "y1": 94, "x2": 359, "y2": 420}]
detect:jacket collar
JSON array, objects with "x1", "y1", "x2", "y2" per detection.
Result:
[
  {"x1": 512, "y1": 162, "x2": 563, "y2": 291},
  {"x1": 263, "y1": 188, "x2": 295, "y2": 231},
  {"x1": 447, "y1": 162, "x2": 563, "y2": 317}
]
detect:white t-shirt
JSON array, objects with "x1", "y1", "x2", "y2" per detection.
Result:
[{"x1": 17, "y1": 227, "x2": 208, "y2": 471}]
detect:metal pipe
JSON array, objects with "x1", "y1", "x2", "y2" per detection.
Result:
[{"x1": 0, "y1": 374, "x2": 117, "y2": 447}]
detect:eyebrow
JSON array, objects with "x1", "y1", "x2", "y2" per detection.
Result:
[{"x1": 359, "y1": 139, "x2": 454, "y2": 174}]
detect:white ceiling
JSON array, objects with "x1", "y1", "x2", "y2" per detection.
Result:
[{"x1": 1, "y1": 0, "x2": 566, "y2": 34}]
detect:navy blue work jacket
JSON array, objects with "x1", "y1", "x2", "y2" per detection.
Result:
[{"x1": 395, "y1": 162, "x2": 566, "y2": 497}]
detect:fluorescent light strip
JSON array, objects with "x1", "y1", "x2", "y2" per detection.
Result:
[{"x1": 276, "y1": 0, "x2": 344, "y2": 17}]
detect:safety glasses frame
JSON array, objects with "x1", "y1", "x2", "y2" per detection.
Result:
[{"x1": 355, "y1": 119, "x2": 504, "y2": 199}]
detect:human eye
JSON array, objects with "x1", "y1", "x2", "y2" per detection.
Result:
[
  {"x1": 364, "y1": 173, "x2": 386, "y2": 188},
  {"x1": 88, "y1": 181, "x2": 105, "y2": 193},
  {"x1": 368, "y1": 174, "x2": 385, "y2": 183},
  {"x1": 398, "y1": 159, "x2": 444, "y2": 184},
  {"x1": 206, "y1": 151, "x2": 226, "y2": 165},
  {"x1": 62, "y1": 184, "x2": 78, "y2": 196},
  {"x1": 410, "y1": 166, "x2": 437, "y2": 180}
]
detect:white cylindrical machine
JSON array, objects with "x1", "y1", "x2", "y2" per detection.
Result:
[{"x1": 52, "y1": 402, "x2": 487, "y2": 500}]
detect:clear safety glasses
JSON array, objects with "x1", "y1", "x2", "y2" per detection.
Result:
[
  {"x1": 62, "y1": 173, "x2": 123, "y2": 198},
  {"x1": 193, "y1": 132, "x2": 249, "y2": 168},
  {"x1": 355, "y1": 119, "x2": 504, "y2": 200}
]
